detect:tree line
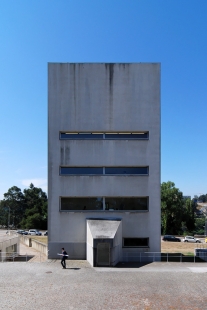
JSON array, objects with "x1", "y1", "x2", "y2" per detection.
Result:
[
  {"x1": 161, "y1": 181, "x2": 206, "y2": 236},
  {"x1": 0, "y1": 181, "x2": 206, "y2": 234},
  {"x1": 0, "y1": 183, "x2": 47, "y2": 230}
]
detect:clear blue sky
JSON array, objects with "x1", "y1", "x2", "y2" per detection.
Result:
[{"x1": 0, "y1": 0, "x2": 207, "y2": 199}]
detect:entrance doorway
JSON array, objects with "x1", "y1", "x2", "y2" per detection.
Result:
[{"x1": 97, "y1": 243, "x2": 110, "y2": 266}]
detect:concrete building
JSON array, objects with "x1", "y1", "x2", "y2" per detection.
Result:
[{"x1": 48, "y1": 63, "x2": 161, "y2": 266}]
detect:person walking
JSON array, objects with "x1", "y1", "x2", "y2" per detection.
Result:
[{"x1": 61, "y1": 247, "x2": 68, "y2": 269}]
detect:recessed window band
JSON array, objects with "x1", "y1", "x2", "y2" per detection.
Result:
[
  {"x1": 60, "y1": 132, "x2": 148, "y2": 140},
  {"x1": 61, "y1": 197, "x2": 148, "y2": 211},
  {"x1": 60, "y1": 167, "x2": 148, "y2": 175},
  {"x1": 60, "y1": 133, "x2": 103, "y2": 139},
  {"x1": 123, "y1": 238, "x2": 149, "y2": 247}
]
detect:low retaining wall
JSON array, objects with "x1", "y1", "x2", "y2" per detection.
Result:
[
  {"x1": 0, "y1": 235, "x2": 20, "y2": 262},
  {"x1": 31, "y1": 239, "x2": 48, "y2": 256},
  {"x1": 20, "y1": 235, "x2": 32, "y2": 247},
  {"x1": 20, "y1": 236, "x2": 48, "y2": 256}
]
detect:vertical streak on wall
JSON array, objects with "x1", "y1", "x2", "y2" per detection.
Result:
[{"x1": 105, "y1": 63, "x2": 114, "y2": 130}]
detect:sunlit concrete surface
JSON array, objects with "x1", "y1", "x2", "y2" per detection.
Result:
[
  {"x1": 0, "y1": 261, "x2": 207, "y2": 309},
  {"x1": 48, "y1": 63, "x2": 161, "y2": 261}
]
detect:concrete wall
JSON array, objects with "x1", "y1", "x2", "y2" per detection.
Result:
[
  {"x1": 31, "y1": 239, "x2": 48, "y2": 256},
  {"x1": 20, "y1": 236, "x2": 48, "y2": 256},
  {"x1": 110, "y1": 221, "x2": 122, "y2": 266},
  {"x1": 48, "y1": 63, "x2": 161, "y2": 260},
  {"x1": 0, "y1": 235, "x2": 20, "y2": 261},
  {"x1": 20, "y1": 235, "x2": 32, "y2": 247},
  {"x1": 86, "y1": 221, "x2": 94, "y2": 266}
]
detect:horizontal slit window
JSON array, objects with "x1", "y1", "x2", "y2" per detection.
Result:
[
  {"x1": 60, "y1": 167, "x2": 148, "y2": 175},
  {"x1": 60, "y1": 197, "x2": 148, "y2": 212},
  {"x1": 60, "y1": 132, "x2": 148, "y2": 140},
  {"x1": 105, "y1": 197, "x2": 148, "y2": 211},
  {"x1": 105, "y1": 167, "x2": 148, "y2": 175},
  {"x1": 105, "y1": 133, "x2": 148, "y2": 139},
  {"x1": 61, "y1": 197, "x2": 103, "y2": 211},
  {"x1": 60, "y1": 167, "x2": 103, "y2": 175},
  {"x1": 60, "y1": 133, "x2": 103, "y2": 139},
  {"x1": 123, "y1": 238, "x2": 149, "y2": 247}
]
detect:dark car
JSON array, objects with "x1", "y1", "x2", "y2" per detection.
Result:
[
  {"x1": 16, "y1": 230, "x2": 25, "y2": 235},
  {"x1": 162, "y1": 235, "x2": 181, "y2": 242}
]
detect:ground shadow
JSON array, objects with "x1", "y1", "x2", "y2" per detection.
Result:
[
  {"x1": 115, "y1": 262, "x2": 152, "y2": 268},
  {"x1": 65, "y1": 268, "x2": 81, "y2": 270},
  {"x1": 5, "y1": 255, "x2": 34, "y2": 262}
]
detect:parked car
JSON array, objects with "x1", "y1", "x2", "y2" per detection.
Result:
[
  {"x1": 183, "y1": 236, "x2": 201, "y2": 243},
  {"x1": 16, "y1": 230, "x2": 25, "y2": 235},
  {"x1": 28, "y1": 229, "x2": 36, "y2": 235},
  {"x1": 44, "y1": 231, "x2": 48, "y2": 236},
  {"x1": 28, "y1": 229, "x2": 42, "y2": 236},
  {"x1": 162, "y1": 235, "x2": 181, "y2": 242},
  {"x1": 35, "y1": 230, "x2": 42, "y2": 236}
]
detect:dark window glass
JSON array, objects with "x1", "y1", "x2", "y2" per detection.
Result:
[
  {"x1": 60, "y1": 133, "x2": 103, "y2": 139},
  {"x1": 105, "y1": 197, "x2": 148, "y2": 211},
  {"x1": 60, "y1": 133, "x2": 148, "y2": 139},
  {"x1": 60, "y1": 167, "x2": 103, "y2": 175},
  {"x1": 123, "y1": 238, "x2": 149, "y2": 247},
  {"x1": 105, "y1": 133, "x2": 148, "y2": 139},
  {"x1": 105, "y1": 167, "x2": 148, "y2": 175},
  {"x1": 61, "y1": 197, "x2": 103, "y2": 211},
  {"x1": 60, "y1": 167, "x2": 148, "y2": 175}
]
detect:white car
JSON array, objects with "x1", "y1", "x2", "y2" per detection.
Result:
[
  {"x1": 28, "y1": 229, "x2": 42, "y2": 236},
  {"x1": 183, "y1": 236, "x2": 201, "y2": 243}
]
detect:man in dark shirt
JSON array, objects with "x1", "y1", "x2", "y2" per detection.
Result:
[{"x1": 61, "y1": 247, "x2": 67, "y2": 269}]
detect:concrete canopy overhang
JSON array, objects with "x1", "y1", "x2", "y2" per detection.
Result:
[{"x1": 86, "y1": 218, "x2": 122, "y2": 267}]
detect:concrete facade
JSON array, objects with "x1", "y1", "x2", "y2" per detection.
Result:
[{"x1": 48, "y1": 63, "x2": 161, "y2": 264}]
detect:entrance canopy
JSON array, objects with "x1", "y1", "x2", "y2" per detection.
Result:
[{"x1": 87, "y1": 218, "x2": 122, "y2": 266}]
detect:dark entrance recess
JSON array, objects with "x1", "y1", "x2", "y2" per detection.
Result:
[{"x1": 96, "y1": 243, "x2": 110, "y2": 267}]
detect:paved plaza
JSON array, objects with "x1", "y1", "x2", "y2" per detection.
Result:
[{"x1": 1, "y1": 259, "x2": 207, "y2": 310}]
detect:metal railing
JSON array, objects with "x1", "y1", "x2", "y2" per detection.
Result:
[
  {"x1": 0, "y1": 252, "x2": 47, "y2": 263},
  {"x1": 122, "y1": 251, "x2": 207, "y2": 263}
]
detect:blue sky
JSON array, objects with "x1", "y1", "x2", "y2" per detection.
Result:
[{"x1": 0, "y1": 0, "x2": 207, "y2": 199}]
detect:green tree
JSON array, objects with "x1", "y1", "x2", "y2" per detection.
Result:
[
  {"x1": 182, "y1": 198, "x2": 195, "y2": 233},
  {"x1": 161, "y1": 181, "x2": 184, "y2": 235},
  {"x1": 0, "y1": 184, "x2": 47, "y2": 229},
  {"x1": 1, "y1": 186, "x2": 25, "y2": 227},
  {"x1": 194, "y1": 216, "x2": 206, "y2": 235},
  {"x1": 19, "y1": 183, "x2": 47, "y2": 229},
  {"x1": 0, "y1": 203, "x2": 8, "y2": 227},
  {"x1": 198, "y1": 194, "x2": 207, "y2": 203}
]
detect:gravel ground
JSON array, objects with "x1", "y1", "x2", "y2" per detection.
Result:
[
  {"x1": 1, "y1": 238, "x2": 207, "y2": 309},
  {"x1": 0, "y1": 259, "x2": 207, "y2": 310}
]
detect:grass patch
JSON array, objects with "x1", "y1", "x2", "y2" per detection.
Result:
[
  {"x1": 185, "y1": 252, "x2": 194, "y2": 256},
  {"x1": 31, "y1": 236, "x2": 48, "y2": 244},
  {"x1": 161, "y1": 241, "x2": 203, "y2": 255}
]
